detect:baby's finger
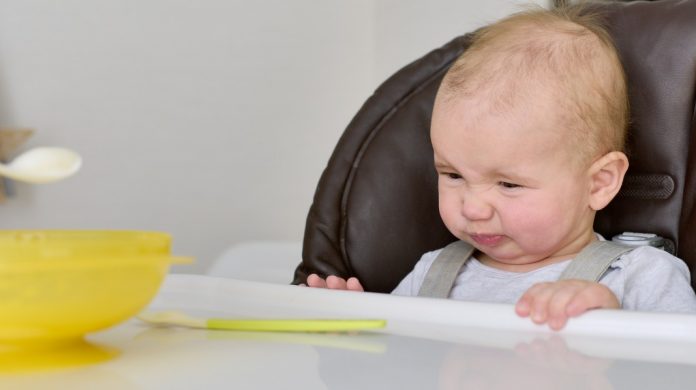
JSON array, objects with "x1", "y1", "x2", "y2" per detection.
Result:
[
  {"x1": 527, "y1": 283, "x2": 557, "y2": 324},
  {"x1": 306, "y1": 273, "x2": 328, "y2": 288},
  {"x1": 547, "y1": 287, "x2": 579, "y2": 330},
  {"x1": 516, "y1": 283, "x2": 548, "y2": 316},
  {"x1": 566, "y1": 284, "x2": 619, "y2": 316},
  {"x1": 326, "y1": 275, "x2": 348, "y2": 290},
  {"x1": 346, "y1": 277, "x2": 364, "y2": 292},
  {"x1": 515, "y1": 295, "x2": 532, "y2": 317},
  {"x1": 517, "y1": 283, "x2": 552, "y2": 322}
]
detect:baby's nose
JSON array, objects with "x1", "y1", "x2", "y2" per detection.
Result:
[{"x1": 459, "y1": 190, "x2": 494, "y2": 221}]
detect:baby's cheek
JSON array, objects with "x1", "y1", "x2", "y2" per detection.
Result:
[
  {"x1": 503, "y1": 202, "x2": 564, "y2": 250},
  {"x1": 438, "y1": 193, "x2": 461, "y2": 229},
  {"x1": 439, "y1": 205, "x2": 464, "y2": 238}
]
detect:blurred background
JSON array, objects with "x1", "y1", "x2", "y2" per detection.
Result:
[{"x1": 0, "y1": 0, "x2": 544, "y2": 273}]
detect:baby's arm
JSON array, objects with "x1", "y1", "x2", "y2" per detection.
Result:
[
  {"x1": 515, "y1": 280, "x2": 619, "y2": 331},
  {"x1": 305, "y1": 274, "x2": 365, "y2": 292}
]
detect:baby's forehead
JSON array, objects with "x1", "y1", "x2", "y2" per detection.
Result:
[
  {"x1": 432, "y1": 93, "x2": 594, "y2": 172},
  {"x1": 434, "y1": 88, "x2": 580, "y2": 146},
  {"x1": 435, "y1": 79, "x2": 568, "y2": 129}
]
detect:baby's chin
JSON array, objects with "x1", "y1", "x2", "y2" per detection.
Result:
[{"x1": 472, "y1": 243, "x2": 557, "y2": 270}]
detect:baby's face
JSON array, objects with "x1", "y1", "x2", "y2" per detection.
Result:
[{"x1": 431, "y1": 95, "x2": 596, "y2": 269}]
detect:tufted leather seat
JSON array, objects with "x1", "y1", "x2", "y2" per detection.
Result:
[{"x1": 293, "y1": 0, "x2": 696, "y2": 293}]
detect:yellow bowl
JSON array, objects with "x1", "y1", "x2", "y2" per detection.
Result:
[{"x1": 0, "y1": 230, "x2": 190, "y2": 345}]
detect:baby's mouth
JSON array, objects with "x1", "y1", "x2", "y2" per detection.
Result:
[{"x1": 469, "y1": 234, "x2": 504, "y2": 246}]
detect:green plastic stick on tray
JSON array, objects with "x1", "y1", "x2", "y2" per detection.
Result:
[
  {"x1": 206, "y1": 318, "x2": 386, "y2": 332},
  {"x1": 138, "y1": 311, "x2": 386, "y2": 332}
]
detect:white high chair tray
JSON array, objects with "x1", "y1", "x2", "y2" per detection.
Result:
[{"x1": 3, "y1": 274, "x2": 695, "y2": 389}]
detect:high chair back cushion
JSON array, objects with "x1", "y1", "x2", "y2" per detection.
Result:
[{"x1": 293, "y1": 0, "x2": 696, "y2": 293}]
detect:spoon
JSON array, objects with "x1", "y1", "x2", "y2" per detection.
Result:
[
  {"x1": 0, "y1": 147, "x2": 82, "y2": 184},
  {"x1": 138, "y1": 311, "x2": 386, "y2": 332}
]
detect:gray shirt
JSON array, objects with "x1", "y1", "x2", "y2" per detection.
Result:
[{"x1": 392, "y1": 244, "x2": 696, "y2": 313}]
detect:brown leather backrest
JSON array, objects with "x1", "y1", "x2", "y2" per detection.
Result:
[{"x1": 294, "y1": 0, "x2": 696, "y2": 293}]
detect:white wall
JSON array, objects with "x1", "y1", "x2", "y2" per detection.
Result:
[
  {"x1": 374, "y1": 0, "x2": 546, "y2": 82},
  {"x1": 0, "y1": 0, "x2": 544, "y2": 273}
]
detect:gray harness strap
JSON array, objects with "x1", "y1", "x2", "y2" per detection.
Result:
[
  {"x1": 558, "y1": 240, "x2": 633, "y2": 282},
  {"x1": 417, "y1": 240, "x2": 475, "y2": 298},
  {"x1": 417, "y1": 239, "x2": 632, "y2": 298}
]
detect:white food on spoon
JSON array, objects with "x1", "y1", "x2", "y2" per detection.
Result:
[{"x1": 0, "y1": 147, "x2": 82, "y2": 183}]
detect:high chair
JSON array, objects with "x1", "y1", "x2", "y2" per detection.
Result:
[{"x1": 293, "y1": 0, "x2": 696, "y2": 293}]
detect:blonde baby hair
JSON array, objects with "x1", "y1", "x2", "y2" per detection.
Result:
[{"x1": 438, "y1": 4, "x2": 629, "y2": 165}]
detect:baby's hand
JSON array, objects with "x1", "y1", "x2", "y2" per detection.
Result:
[
  {"x1": 305, "y1": 274, "x2": 365, "y2": 292},
  {"x1": 515, "y1": 280, "x2": 619, "y2": 331}
]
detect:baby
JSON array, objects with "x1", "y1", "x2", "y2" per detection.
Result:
[{"x1": 305, "y1": 6, "x2": 696, "y2": 329}]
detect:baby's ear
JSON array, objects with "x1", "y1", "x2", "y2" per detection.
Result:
[{"x1": 588, "y1": 151, "x2": 629, "y2": 211}]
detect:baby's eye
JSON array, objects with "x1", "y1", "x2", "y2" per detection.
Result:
[
  {"x1": 444, "y1": 172, "x2": 462, "y2": 180},
  {"x1": 499, "y1": 181, "x2": 521, "y2": 189}
]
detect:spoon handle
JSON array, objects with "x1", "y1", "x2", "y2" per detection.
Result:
[{"x1": 206, "y1": 318, "x2": 386, "y2": 332}]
